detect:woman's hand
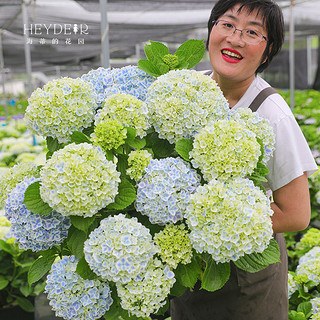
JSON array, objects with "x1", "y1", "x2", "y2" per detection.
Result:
[{"x1": 271, "y1": 172, "x2": 311, "y2": 233}]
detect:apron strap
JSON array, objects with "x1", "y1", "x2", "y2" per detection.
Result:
[{"x1": 248, "y1": 87, "x2": 278, "y2": 112}]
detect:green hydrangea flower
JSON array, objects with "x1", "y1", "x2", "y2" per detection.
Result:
[
  {"x1": 154, "y1": 224, "x2": 192, "y2": 269},
  {"x1": 40, "y1": 143, "x2": 120, "y2": 217},
  {"x1": 25, "y1": 77, "x2": 97, "y2": 143},
  {"x1": 288, "y1": 272, "x2": 299, "y2": 298},
  {"x1": 299, "y1": 228, "x2": 320, "y2": 247},
  {"x1": 91, "y1": 119, "x2": 127, "y2": 152},
  {"x1": 0, "y1": 162, "x2": 39, "y2": 206},
  {"x1": 96, "y1": 93, "x2": 150, "y2": 138},
  {"x1": 126, "y1": 150, "x2": 152, "y2": 181},
  {"x1": 311, "y1": 313, "x2": 320, "y2": 320},
  {"x1": 190, "y1": 119, "x2": 261, "y2": 181}
]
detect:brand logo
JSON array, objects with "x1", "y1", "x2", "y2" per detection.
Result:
[{"x1": 24, "y1": 24, "x2": 89, "y2": 35}]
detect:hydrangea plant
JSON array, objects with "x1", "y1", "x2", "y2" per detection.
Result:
[
  {"x1": 126, "y1": 149, "x2": 153, "y2": 181},
  {"x1": 296, "y1": 246, "x2": 320, "y2": 285}
]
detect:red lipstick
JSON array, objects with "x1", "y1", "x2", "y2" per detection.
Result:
[{"x1": 221, "y1": 48, "x2": 243, "y2": 64}]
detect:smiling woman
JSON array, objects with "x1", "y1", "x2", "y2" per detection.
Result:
[{"x1": 170, "y1": 1, "x2": 318, "y2": 320}]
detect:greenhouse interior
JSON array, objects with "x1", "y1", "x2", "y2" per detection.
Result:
[{"x1": 0, "y1": 0, "x2": 320, "y2": 320}]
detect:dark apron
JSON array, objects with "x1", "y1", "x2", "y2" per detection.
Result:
[{"x1": 170, "y1": 233, "x2": 288, "y2": 320}]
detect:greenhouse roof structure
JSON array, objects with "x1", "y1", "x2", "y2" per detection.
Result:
[{"x1": 0, "y1": 0, "x2": 320, "y2": 74}]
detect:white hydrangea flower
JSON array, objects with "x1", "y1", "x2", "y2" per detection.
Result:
[
  {"x1": 288, "y1": 273, "x2": 299, "y2": 298},
  {"x1": 40, "y1": 143, "x2": 120, "y2": 217},
  {"x1": 311, "y1": 297, "x2": 320, "y2": 316},
  {"x1": 45, "y1": 256, "x2": 113, "y2": 320},
  {"x1": 84, "y1": 214, "x2": 157, "y2": 284},
  {"x1": 185, "y1": 178, "x2": 274, "y2": 263},
  {"x1": 190, "y1": 119, "x2": 261, "y2": 181},
  {"x1": 146, "y1": 69, "x2": 229, "y2": 143},
  {"x1": 96, "y1": 93, "x2": 150, "y2": 138},
  {"x1": 116, "y1": 258, "x2": 175, "y2": 318},
  {"x1": 229, "y1": 108, "x2": 275, "y2": 164},
  {"x1": 296, "y1": 246, "x2": 320, "y2": 285},
  {"x1": 25, "y1": 77, "x2": 97, "y2": 143}
]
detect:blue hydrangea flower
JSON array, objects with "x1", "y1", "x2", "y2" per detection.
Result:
[
  {"x1": 185, "y1": 178, "x2": 274, "y2": 263},
  {"x1": 135, "y1": 157, "x2": 201, "y2": 225},
  {"x1": 45, "y1": 256, "x2": 113, "y2": 320},
  {"x1": 116, "y1": 258, "x2": 175, "y2": 318},
  {"x1": 311, "y1": 297, "x2": 320, "y2": 317},
  {"x1": 104, "y1": 65, "x2": 155, "y2": 101},
  {"x1": 81, "y1": 67, "x2": 113, "y2": 106},
  {"x1": 84, "y1": 214, "x2": 157, "y2": 284},
  {"x1": 4, "y1": 177, "x2": 70, "y2": 252}
]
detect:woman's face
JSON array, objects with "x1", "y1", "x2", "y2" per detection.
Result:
[{"x1": 208, "y1": 4, "x2": 268, "y2": 83}]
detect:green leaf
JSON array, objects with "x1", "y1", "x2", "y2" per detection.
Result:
[
  {"x1": 33, "y1": 281, "x2": 46, "y2": 296},
  {"x1": 107, "y1": 179, "x2": 136, "y2": 210},
  {"x1": 138, "y1": 59, "x2": 161, "y2": 77},
  {"x1": 67, "y1": 226, "x2": 87, "y2": 259},
  {"x1": 70, "y1": 216, "x2": 95, "y2": 233},
  {"x1": 201, "y1": 254, "x2": 230, "y2": 292},
  {"x1": 297, "y1": 302, "x2": 312, "y2": 318},
  {"x1": 288, "y1": 310, "x2": 308, "y2": 320},
  {"x1": 20, "y1": 284, "x2": 33, "y2": 297},
  {"x1": 71, "y1": 131, "x2": 91, "y2": 144},
  {"x1": 82, "y1": 122, "x2": 95, "y2": 136},
  {"x1": 124, "y1": 127, "x2": 137, "y2": 143},
  {"x1": 174, "y1": 39, "x2": 206, "y2": 69},
  {"x1": 105, "y1": 149, "x2": 114, "y2": 161},
  {"x1": 127, "y1": 137, "x2": 147, "y2": 150},
  {"x1": 0, "y1": 276, "x2": 9, "y2": 290},
  {"x1": 116, "y1": 154, "x2": 129, "y2": 176},
  {"x1": 76, "y1": 257, "x2": 97, "y2": 280},
  {"x1": 28, "y1": 250, "x2": 57, "y2": 284},
  {"x1": 146, "y1": 41, "x2": 170, "y2": 62},
  {"x1": 16, "y1": 296, "x2": 34, "y2": 312},
  {"x1": 175, "y1": 139, "x2": 193, "y2": 161},
  {"x1": 46, "y1": 136, "x2": 64, "y2": 154},
  {"x1": 24, "y1": 181, "x2": 53, "y2": 215},
  {"x1": 0, "y1": 239, "x2": 15, "y2": 255},
  {"x1": 152, "y1": 137, "x2": 175, "y2": 158},
  {"x1": 234, "y1": 239, "x2": 281, "y2": 273},
  {"x1": 170, "y1": 279, "x2": 187, "y2": 297},
  {"x1": 175, "y1": 257, "x2": 201, "y2": 288}
]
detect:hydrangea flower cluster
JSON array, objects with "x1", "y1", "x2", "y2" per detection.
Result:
[
  {"x1": 96, "y1": 93, "x2": 150, "y2": 138},
  {"x1": 309, "y1": 167, "x2": 320, "y2": 204},
  {"x1": 126, "y1": 149, "x2": 152, "y2": 181},
  {"x1": 135, "y1": 157, "x2": 201, "y2": 224},
  {"x1": 288, "y1": 273, "x2": 299, "y2": 298},
  {"x1": 104, "y1": 65, "x2": 155, "y2": 101},
  {"x1": 190, "y1": 120, "x2": 261, "y2": 181},
  {"x1": 230, "y1": 108, "x2": 275, "y2": 164},
  {"x1": 154, "y1": 224, "x2": 193, "y2": 269},
  {"x1": 45, "y1": 256, "x2": 113, "y2": 320},
  {"x1": 81, "y1": 67, "x2": 112, "y2": 106},
  {"x1": 0, "y1": 214, "x2": 11, "y2": 241},
  {"x1": 4, "y1": 177, "x2": 70, "y2": 251},
  {"x1": 185, "y1": 178, "x2": 274, "y2": 263},
  {"x1": 296, "y1": 246, "x2": 320, "y2": 285},
  {"x1": 91, "y1": 119, "x2": 127, "y2": 152},
  {"x1": 25, "y1": 77, "x2": 97, "y2": 143},
  {"x1": 146, "y1": 69, "x2": 229, "y2": 143},
  {"x1": 116, "y1": 258, "x2": 175, "y2": 318},
  {"x1": 40, "y1": 143, "x2": 120, "y2": 217},
  {"x1": 0, "y1": 162, "x2": 39, "y2": 206},
  {"x1": 299, "y1": 228, "x2": 320, "y2": 247},
  {"x1": 84, "y1": 214, "x2": 157, "y2": 284},
  {"x1": 311, "y1": 297, "x2": 320, "y2": 316}
]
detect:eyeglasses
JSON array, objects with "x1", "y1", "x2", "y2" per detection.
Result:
[{"x1": 213, "y1": 20, "x2": 268, "y2": 45}]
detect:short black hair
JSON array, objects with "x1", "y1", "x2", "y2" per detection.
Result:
[{"x1": 206, "y1": 0, "x2": 284, "y2": 74}]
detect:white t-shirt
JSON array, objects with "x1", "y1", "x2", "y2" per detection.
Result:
[{"x1": 232, "y1": 76, "x2": 318, "y2": 191}]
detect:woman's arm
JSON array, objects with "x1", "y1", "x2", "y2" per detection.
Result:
[{"x1": 271, "y1": 172, "x2": 311, "y2": 234}]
